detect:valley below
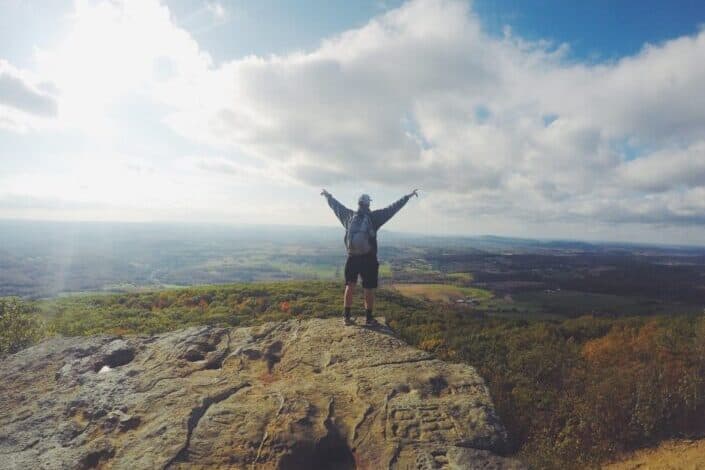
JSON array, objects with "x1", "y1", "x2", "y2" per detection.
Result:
[{"x1": 2, "y1": 221, "x2": 704, "y2": 469}]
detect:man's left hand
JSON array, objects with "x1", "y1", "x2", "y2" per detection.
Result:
[{"x1": 408, "y1": 189, "x2": 419, "y2": 198}]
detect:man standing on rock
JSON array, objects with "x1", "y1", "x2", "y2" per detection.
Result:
[{"x1": 321, "y1": 188, "x2": 419, "y2": 326}]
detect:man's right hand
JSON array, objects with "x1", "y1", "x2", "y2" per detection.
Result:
[{"x1": 320, "y1": 189, "x2": 331, "y2": 197}]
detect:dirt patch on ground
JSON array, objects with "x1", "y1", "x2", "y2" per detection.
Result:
[
  {"x1": 602, "y1": 438, "x2": 705, "y2": 469},
  {"x1": 391, "y1": 283, "x2": 492, "y2": 303}
]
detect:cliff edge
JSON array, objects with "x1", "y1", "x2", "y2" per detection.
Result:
[{"x1": 0, "y1": 317, "x2": 524, "y2": 469}]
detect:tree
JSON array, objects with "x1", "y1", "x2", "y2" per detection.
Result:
[{"x1": 0, "y1": 297, "x2": 43, "y2": 356}]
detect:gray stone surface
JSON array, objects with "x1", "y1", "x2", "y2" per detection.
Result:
[{"x1": 0, "y1": 318, "x2": 525, "y2": 469}]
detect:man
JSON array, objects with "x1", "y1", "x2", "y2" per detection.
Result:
[{"x1": 321, "y1": 188, "x2": 419, "y2": 325}]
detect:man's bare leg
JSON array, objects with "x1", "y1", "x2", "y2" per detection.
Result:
[
  {"x1": 345, "y1": 283, "x2": 355, "y2": 308},
  {"x1": 364, "y1": 289, "x2": 374, "y2": 311},
  {"x1": 364, "y1": 288, "x2": 376, "y2": 323},
  {"x1": 344, "y1": 283, "x2": 355, "y2": 324}
]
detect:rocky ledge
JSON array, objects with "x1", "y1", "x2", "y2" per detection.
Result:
[{"x1": 0, "y1": 317, "x2": 524, "y2": 469}]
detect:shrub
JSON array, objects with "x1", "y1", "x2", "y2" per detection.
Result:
[{"x1": 0, "y1": 297, "x2": 44, "y2": 356}]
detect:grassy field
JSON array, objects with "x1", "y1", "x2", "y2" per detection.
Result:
[
  {"x1": 391, "y1": 283, "x2": 493, "y2": 304},
  {"x1": 379, "y1": 262, "x2": 393, "y2": 278},
  {"x1": 270, "y1": 261, "x2": 338, "y2": 278},
  {"x1": 445, "y1": 272, "x2": 474, "y2": 283}
]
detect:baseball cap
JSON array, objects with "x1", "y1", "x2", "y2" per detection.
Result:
[{"x1": 358, "y1": 194, "x2": 372, "y2": 205}]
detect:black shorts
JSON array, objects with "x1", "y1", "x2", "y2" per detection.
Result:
[{"x1": 344, "y1": 254, "x2": 379, "y2": 289}]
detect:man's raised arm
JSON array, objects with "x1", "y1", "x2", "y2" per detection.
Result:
[
  {"x1": 321, "y1": 189, "x2": 353, "y2": 227},
  {"x1": 371, "y1": 189, "x2": 419, "y2": 229}
]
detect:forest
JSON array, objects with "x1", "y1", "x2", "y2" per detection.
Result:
[{"x1": 2, "y1": 280, "x2": 703, "y2": 469}]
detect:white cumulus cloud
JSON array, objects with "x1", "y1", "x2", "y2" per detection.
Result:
[
  {"x1": 0, "y1": 60, "x2": 58, "y2": 132},
  {"x1": 162, "y1": 0, "x2": 705, "y2": 230},
  {"x1": 6, "y1": 0, "x2": 705, "y2": 239},
  {"x1": 172, "y1": 0, "x2": 705, "y2": 229}
]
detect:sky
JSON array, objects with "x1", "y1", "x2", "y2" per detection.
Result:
[{"x1": 1, "y1": 0, "x2": 705, "y2": 245}]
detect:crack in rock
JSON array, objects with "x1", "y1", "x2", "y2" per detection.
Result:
[
  {"x1": 359, "y1": 356, "x2": 434, "y2": 369},
  {"x1": 164, "y1": 382, "x2": 250, "y2": 468}
]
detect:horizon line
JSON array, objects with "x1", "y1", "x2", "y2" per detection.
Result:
[{"x1": 2, "y1": 217, "x2": 704, "y2": 250}]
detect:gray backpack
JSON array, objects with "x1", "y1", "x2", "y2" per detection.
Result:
[{"x1": 346, "y1": 212, "x2": 375, "y2": 255}]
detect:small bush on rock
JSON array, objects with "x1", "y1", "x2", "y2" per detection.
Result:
[{"x1": 0, "y1": 297, "x2": 43, "y2": 356}]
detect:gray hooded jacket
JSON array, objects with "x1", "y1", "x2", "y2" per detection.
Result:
[{"x1": 325, "y1": 194, "x2": 411, "y2": 256}]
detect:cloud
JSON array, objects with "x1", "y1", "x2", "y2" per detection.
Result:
[
  {"x1": 617, "y1": 143, "x2": 705, "y2": 192},
  {"x1": 33, "y1": 0, "x2": 212, "y2": 135},
  {"x1": 205, "y1": 2, "x2": 227, "y2": 22},
  {"x1": 162, "y1": 0, "x2": 705, "y2": 227},
  {"x1": 0, "y1": 60, "x2": 58, "y2": 132},
  {"x1": 0, "y1": 193, "x2": 109, "y2": 210},
  {"x1": 13, "y1": 0, "x2": 705, "y2": 234},
  {"x1": 0, "y1": 61, "x2": 57, "y2": 117},
  {"x1": 194, "y1": 156, "x2": 267, "y2": 178}
]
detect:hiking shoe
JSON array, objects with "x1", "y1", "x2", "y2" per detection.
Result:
[
  {"x1": 365, "y1": 317, "x2": 380, "y2": 326},
  {"x1": 344, "y1": 316, "x2": 356, "y2": 326}
]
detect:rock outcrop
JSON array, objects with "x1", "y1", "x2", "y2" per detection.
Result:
[{"x1": 0, "y1": 318, "x2": 523, "y2": 469}]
